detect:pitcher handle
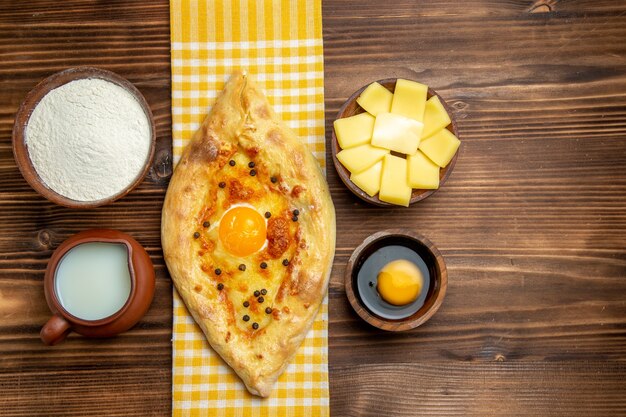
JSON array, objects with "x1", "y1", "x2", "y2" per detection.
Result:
[{"x1": 40, "y1": 314, "x2": 72, "y2": 345}]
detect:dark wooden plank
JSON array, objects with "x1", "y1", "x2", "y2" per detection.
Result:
[
  {"x1": 0, "y1": 1, "x2": 173, "y2": 416},
  {"x1": 0, "y1": 0, "x2": 626, "y2": 416},
  {"x1": 330, "y1": 362, "x2": 626, "y2": 417},
  {"x1": 324, "y1": 1, "x2": 626, "y2": 415}
]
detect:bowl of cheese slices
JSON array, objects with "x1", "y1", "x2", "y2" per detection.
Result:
[{"x1": 331, "y1": 78, "x2": 460, "y2": 207}]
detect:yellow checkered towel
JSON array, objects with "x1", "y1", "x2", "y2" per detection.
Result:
[{"x1": 169, "y1": 1, "x2": 329, "y2": 415}]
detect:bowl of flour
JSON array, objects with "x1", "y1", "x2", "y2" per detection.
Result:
[{"x1": 12, "y1": 67, "x2": 155, "y2": 208}]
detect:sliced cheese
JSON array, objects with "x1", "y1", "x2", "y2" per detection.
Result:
[
  {"x1": 350, "y1": 160, "x2": 383, "y2": 197},
  {"x1": 408, "y1": 150, "x2": 440, "y2": 189},
  {"x1": 336, "y1": 144, "x2": 389, "y2": 174},
  {"x1": 391, "y1": 79, "x2": 428, "y2": 122},
  {"x1": 421, "y1": 95, "x2": 451, "y2": 139},
  {"x1": 333, "y1": 112, "x2": 376, "y2": 149},
  {"x1": 419, "y1": 128, "x2": 460, "y2": 168},
  {"x1": 379, "y1": 154, "x2": 412, "y2": 207},
  {"x1": 371, "y1": 112, "x2": 423, "y2": 155},
  {"x1": 356, "y1": 82, "x2": 393, "y2": 116}
]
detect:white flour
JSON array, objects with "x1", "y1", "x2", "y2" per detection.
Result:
[{"x1": 25, "y1": 78, "x2": 151, "y2": 202}]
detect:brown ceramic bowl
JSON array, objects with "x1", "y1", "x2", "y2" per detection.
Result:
[
  {"x1": 331, "y1": 78, "x2": 459, "y2": 207},
  {"x1": 345, "y1": 229, "x2": 447, "y2": 331},
  {"x1": 12, "y1": 67, "x2": 156, "y2": 209},
  {"x1": 40, "y1": 229, "x2": 155, "y2": 345}
]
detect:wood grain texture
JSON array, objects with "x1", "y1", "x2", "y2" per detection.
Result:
[{"x1": 1, "y1": 0, "x2": 626, "y2": 416}]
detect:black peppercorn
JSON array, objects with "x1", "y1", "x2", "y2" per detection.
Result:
[
  {"x1": 293, "y1": 209, "x2": 300, "y2": 216},
  {"x1": 252, "y1": 322, "x2": 259, "y2": 330},
  {"x1": 238, "y1": 264, "x2": 246, "y2": 271},
  {"x1": 219, "y1": 182, "x2": 226, "y2": 188},
  {"x1": 254, "y1": 290, "x2": 260, "y2": 297},
  {"x1": 243, "y1": 301, "x2": 250, "y2": 308},
  {"x1": 292, "y1": 215, "x2": 298, "y2": 222},
  {"x1": 265, "y1": 307, "x2": 272, "y2": 314},
  {"x1": 369, "y1": 281, "x2": 374, "y2": 287},
  {"x1": 260, "y1": 289, "x2": 267, "y2": 295},
  {"x1": 248, "y1": 161, "x2": 255, "y2": 168},
  {"x1": 215, "y1": 268, "x2": 222, "y2": 275},
  {"x1": 257, "y1": 296, "x2": 264, "y2": 303},
  {"x1": 243, "y1": 315, "x2": 250, "y2": 322},
  {"x1": 203, "y1": 221, "x2": 210, "y2": 228},
  {"x1": 265, "y1": 211, "x2": 271, "y2": 218},
  {"x1": 282, "y1": 259, "x2": 289, "y2": 266},
  {"x1": 193, "y1": 232, "x2": 200, "y2": 239},
  {"x1": 250, "y1": 169, "x2": 256, "y2": 176},
  {"x1": 270, "y1": 177, "x2": 277, "y2": 183},
  {"x1": 260, "y1": 262, "x2": 267, "y2": 269},
  {"x1": 229, "y1": 160, "x2": 236, "y2": 166},
  {"x1": 217, "y1": 283, "x2": 224, "y2": 291}
]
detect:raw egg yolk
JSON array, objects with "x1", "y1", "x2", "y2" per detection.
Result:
[
  {"x1": 218, "y1": 206, "x2": 267, "y2": 257},
  {"x1": 376, "y1": 259, "x2": 423, "y2": 306}
]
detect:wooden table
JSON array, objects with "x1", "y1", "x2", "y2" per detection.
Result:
[{"x1": 2, "y1": 1, "x2": 626, "y2": 415}]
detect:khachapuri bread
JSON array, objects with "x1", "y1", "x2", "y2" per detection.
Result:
[{"x1": 161, "y1": 71, "x2": 335, "y2": 397}]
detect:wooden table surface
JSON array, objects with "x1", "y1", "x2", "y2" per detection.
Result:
[{"x1": 2, "y1": 1, "x2": 626, "y2": 415}]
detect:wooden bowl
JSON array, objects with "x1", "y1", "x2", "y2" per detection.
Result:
[
  {"x1": 345, "y1": 229, "x2": 448, "y2": 331},
  {"x1": 331, "y1": 78, "x2": 459, "y2": 207},
  {"x1": 12, "y1": 67, "x2": 156, "y2": 209}
]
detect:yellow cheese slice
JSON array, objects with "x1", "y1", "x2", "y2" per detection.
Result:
[
  {"x1": 408, "y1": 150, "x2": 440, "y2": 189},
  {"x1": 336, "y1": 143, "x2": 389, "y2": 174},
  {"x1": 350, "y1": 160, "x2": 383, "y2": 197},
  {"x1": 371, "y1": 112, "x2": 423, "y2": 155},
  {"x1": 356, "y1": 82, "x2": 393, "y2": 116},
  {"x1": 379, "y1": 154, "x2": 412, "y2": 207},
  {"x1": 391, "y1": 79, "x2": 428, "y2": 122},
  {"x1": 419, "y1": 128, "x2": 460, "y2": 168},
  {"x1": 421, "y1": 95, "x2": 451, "y2": 139},
  {"x1": 333, "y1": 112, "x2": 375, "y2": 149}
]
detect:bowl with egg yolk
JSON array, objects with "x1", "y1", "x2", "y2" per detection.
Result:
[{"x1": 345, "y1": 229, "x2": 448, "y2": 331}]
